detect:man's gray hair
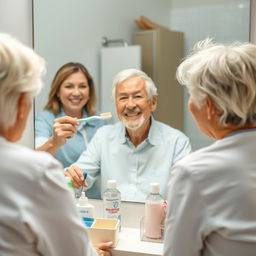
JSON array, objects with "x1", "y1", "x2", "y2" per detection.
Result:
[
  {"x1": 112, "y1": 68, "x2": 158, "y2": 100},
  {"x1": 0, "y1": 33, "x2": 45, "y2": 130},
  {"x1": 177, "y1": 38, "x2": 256, "y2": 126}
]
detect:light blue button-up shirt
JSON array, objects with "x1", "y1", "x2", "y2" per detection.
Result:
[
  {"x1": 35, "y1": 108, "x2": 106, "y2": 168},
  {"x1": 75, "y1": 117, "x2": 191, "y2": 202}
]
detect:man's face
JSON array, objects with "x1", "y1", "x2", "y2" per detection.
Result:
[{"x1": 115, "y1": 76, "x2": 157, "y2": 131}]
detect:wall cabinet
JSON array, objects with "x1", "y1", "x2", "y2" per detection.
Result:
[{"x1": 133, "y1": 29, "x2": 184, "y2": 131}]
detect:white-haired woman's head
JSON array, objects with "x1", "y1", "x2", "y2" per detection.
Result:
[
  {"x1": 112, "y1": 68, "x2": 158, "y2": 101},
  {"x1": 0, "y1": 33, "x2": 45, "y2": 130},
  {"x1": 177, "y1": 38, "x2": 256, "y2": 126}
]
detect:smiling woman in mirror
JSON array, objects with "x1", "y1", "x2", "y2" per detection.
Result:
[{"x1": 35, "y1": 62, "x2": 106, "y2": 167}]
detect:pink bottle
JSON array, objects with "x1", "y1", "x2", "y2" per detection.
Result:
[{"x1": 144, "y1": 183, "x2": 164, "y2": 239}]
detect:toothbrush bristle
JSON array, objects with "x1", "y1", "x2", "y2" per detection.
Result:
[{"x1": 100, "y1": 112, "x2": 112, "y2": 119}]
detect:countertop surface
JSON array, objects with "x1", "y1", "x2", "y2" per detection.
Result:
[
  {"x1": 112, "y1": 227, "x2": 163, "y2": 256},
  {"x1": 88, "y1": 199, "x2": 164, "y2": 256}
]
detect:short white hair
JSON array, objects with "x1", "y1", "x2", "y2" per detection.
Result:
[
  {"x1": 0, "y1": 33, "x2": 45, "y2": 130},
  {"x1": 112, "y1": 68, "x2": 158, "y2": 100},
  {"x1": 177, "y1": 38, "x2": 256, "y2": 126}
]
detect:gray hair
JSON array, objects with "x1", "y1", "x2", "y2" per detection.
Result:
[
  {"x1": 177, "y1": 38, "x2": 256, "y2": 126},
  {"x1": 0, "y1": 33, "x2": 45, "y2": 130},
  {"x1": 112, "y1": 68, "x2": 158, "y2": 100}
]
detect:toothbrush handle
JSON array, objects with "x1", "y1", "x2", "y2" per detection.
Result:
[
  {"x1": 77, "y1": 116, "x2": 98, "y2": 123},
  {"x1": 79, "y1": 172, "x2": 87, "y2": 194}
]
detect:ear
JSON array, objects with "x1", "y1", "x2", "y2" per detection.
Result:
[
  {"x1": 17, "y1": 92, "x2": 28, "y2": 120},
  {"x1": 206, "y1": 96, "x2": 216, "y2": 120},
  {"x1": 150, "y1": 95, "x2": 158, "y2": 112}
]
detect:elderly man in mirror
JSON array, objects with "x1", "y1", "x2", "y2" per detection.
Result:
[{"x1": 65, "y1": 68, "x2": 191, "y2": 202}]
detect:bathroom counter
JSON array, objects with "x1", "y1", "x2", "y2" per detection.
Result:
[
  {"x1": 89, "y1": 199, "x2": 163, "y2": 256},
  {"x1": 112, "y1": 227, "x2": 163, "y2": 256}
]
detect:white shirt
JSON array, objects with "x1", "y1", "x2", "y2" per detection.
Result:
[
  {"x1": 0, "y1": 136, "x2": 97, "y2": 256},
  {"x1": 163, "y1": 130, "x2": 256, "y2": 256},
  {"x1": 75, "y1": 117, "x2": 191, "y2": 202}
]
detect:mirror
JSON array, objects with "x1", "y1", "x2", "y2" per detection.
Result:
[{"x1": 33, "y1": 0, "x2": 251, "y2": 199}]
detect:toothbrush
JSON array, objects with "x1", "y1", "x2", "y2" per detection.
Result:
[
  {"x1": 77, "y1": 112, "x2": 112, "y2": 123},
  {"x1": 79, "y1": 172, "x2": 87, "y2": 195}
]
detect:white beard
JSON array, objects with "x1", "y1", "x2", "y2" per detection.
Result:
[{"x1": 121, "y1": 115, "x2": 146, "y2": 131}]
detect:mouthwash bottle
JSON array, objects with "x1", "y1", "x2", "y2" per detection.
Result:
[{"x1": 103, "y1": 180, "x2": 121, "y2": 228}]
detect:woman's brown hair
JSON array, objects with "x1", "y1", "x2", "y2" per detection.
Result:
[{"x1": 44, "y1": 62, "x2": 96, "y2": 115}]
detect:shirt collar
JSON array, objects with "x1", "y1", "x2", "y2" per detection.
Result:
[
  {"x1": 118, "y1": 116, "x2": 158, "y2": 146},
  {"x1": 119, "y1": 122, "x2": 127, "y2": 144},
  {"x1": 224, "y1": 128, "x2": 256, "y2": 138},
  {"x1": 147, "y1": 116, "x2": 159, "y2": 146}
]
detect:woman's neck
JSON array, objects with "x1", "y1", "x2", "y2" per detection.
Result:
[{"x1": 215, "y1": 123, "x2": 256, "y2": 139}]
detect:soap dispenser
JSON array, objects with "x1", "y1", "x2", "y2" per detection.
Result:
[{"x1": 144, "y1": 183, "x2": 165, "y2": 239}]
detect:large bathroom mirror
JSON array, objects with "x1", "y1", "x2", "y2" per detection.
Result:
[{"x1": 33, "y1": 0, "x2": 251, "y2": 200}]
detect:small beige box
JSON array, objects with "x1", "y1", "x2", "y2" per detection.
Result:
[{"x1": 87, "y1": 218, "x2": 119, "y2": 247}]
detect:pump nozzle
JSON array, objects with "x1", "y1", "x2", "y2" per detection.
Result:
[{"x1": 78, "y1": 192, "x2": 89, "y2": 206}]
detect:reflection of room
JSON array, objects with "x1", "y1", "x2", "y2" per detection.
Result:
[
  {"x1": 34, "y1": 0, "x2": 250, "y2": 151},
  {"x1": 0, "y1": 1, "x2": 255, "y2": 255},
  {"x1": 169, "y1": 0, "x2": 250, "y2": 149}
]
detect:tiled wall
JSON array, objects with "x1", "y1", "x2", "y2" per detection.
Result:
[
  {"x1": 34, "y1": 0, "x2": 171, "y2": 114},
  {"x1": 169, "y1": 0, "x2": 250, "y2": 150}
]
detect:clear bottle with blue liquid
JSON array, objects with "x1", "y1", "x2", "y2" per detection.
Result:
[{"x1": 103, "y1": 180, "x2": 121, "y2": 228}]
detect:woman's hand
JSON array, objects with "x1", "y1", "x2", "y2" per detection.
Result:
[
  {"x1": 94, "y1": 241, "x2": 113, "y2": 256},
  {"x1": 52, "y1": 116, "x2": 79, "y2": 147},
  {"x1": 36, "y1": 116, "x2": 79, "y2": 155},
  {"x1": 65, "y1": 165, "x2": 88, "y2": 189}
]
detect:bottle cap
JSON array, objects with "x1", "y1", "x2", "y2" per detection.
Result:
[
  {"x1": 65, "y1": 176, "x2": 72, "y2": 188},
  {"x1": 65, "y1": 176, "x2": 71, "y2": 182},
  {"x1": 78, "y1": 192, "x2": 88, "y2": 206},
  {"x1": 150, "y1": 183, "x2": 160, "y2": 194},
  {"x1": 107, "y1": 180, "x2": 117, "y2": 189}
]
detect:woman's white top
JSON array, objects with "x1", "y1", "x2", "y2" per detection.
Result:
[
  {"x1": 0, "y1": 136, "x2": 96, "y2": 256},
  {"x1": 164, "y1": 130, "x2": 256, "y2": 256}
]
